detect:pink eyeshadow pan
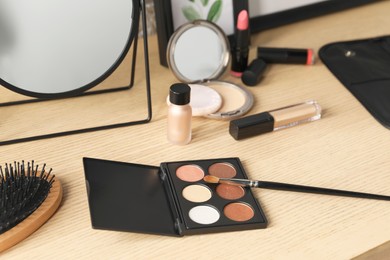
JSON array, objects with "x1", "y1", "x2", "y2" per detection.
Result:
[
  {"x1": 176, "y1": 164, "x2": 205, "y2": 182},
  {"x1": 208, "y1": 162, "x2": 237, "y2": 178}
]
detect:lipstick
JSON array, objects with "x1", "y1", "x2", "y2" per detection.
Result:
[
  {"x1": 231, "y1": 10, "x2": 250, "y2": 77},
  {"x1": 229, "y1": 100, "x2": 321, "y2": 140},
  {"x1": 257, "y1": 47, "x2": 315, "y2": 65}
]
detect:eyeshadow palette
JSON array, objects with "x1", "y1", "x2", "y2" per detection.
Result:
[{"x1": 83, "y1": 157, "x2": 267, "y2": 236}]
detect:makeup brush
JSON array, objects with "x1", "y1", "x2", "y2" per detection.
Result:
[
  {"x1": 203, "y1": 175, "x2": 390, "y2": 201},
  {"x1": 0, "y1": 161, "x2": 62, "y2": 252}
]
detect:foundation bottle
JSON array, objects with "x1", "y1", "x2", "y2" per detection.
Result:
[{"x1": 168, "y1": 83, "x2": 192, "y2": 145}]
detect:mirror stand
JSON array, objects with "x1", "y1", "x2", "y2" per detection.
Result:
[{"x1": 0, "y1": 0, "x2": 152, "y2": 146}]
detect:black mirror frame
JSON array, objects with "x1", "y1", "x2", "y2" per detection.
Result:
[
  {"x1": 0, "y1": 0, "x2": 152, "y2": 146},
  {"x1": 0, "y1": 0, "x2": 140, "y2": 99}
]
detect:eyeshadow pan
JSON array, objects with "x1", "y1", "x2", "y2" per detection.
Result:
[
  {"x1": 208, "y1": 162, "x2": 236, "y2": 178},
  {"x1": 189, "y1": 205, "x2": 220, "y2": 225},
  {"x1": 176, "y1": 164, "x2": 204, "y2": 182},
  {"x1": 182, "y1": 185, "x2": 212, "y2": 203},
  {"x1": 224, "y1": 202, "x2": 254, "y2": 222},
  {"x1": 216, "y1": 184, "x2": 245, "y2": 200}
]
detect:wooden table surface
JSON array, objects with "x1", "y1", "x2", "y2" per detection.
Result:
[{"x1": 1, "y1": 1, "x2": 390, "y2": 259}]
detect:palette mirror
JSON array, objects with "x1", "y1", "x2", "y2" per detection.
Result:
[{"x1": 0, "y1": 0, "x2": 138, "y2": 98}]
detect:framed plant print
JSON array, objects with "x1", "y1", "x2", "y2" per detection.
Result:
[{"x1": 154, "y1": 0, "x2": 379, "y2": 66}]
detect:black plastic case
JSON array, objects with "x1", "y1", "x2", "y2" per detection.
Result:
[{"x1": 83, "y1": 157, "x2": 267, "y2": 236}]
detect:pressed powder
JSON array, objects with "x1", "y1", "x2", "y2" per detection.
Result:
[
  {"x1": 204, "y1": 81, "x2": 253, "y2": 119},
  {"x1": 207, "y1": 83, "x2": 245, "y2": 113},
  {"x1": 168, "y1": 81, "x2": 253, "y2": 120}
]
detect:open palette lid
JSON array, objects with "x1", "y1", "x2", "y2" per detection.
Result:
[{"x1": 83, "y1": 157, "x2": 180, "y2": 236}]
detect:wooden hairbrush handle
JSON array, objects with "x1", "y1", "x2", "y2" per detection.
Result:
[{"x1": 0, "y1": 179, "x2": 62, "y2": 252}]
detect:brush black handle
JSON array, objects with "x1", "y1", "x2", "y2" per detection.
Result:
[{"x1": 256, "y1": 181, "x2": 390, "y2": 201}]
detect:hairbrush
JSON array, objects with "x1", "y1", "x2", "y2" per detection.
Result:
[{"x1": 0, "y1": 161, "x2": 62, "y2": 252}]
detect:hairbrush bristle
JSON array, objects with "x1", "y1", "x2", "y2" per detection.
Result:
[{"x1": 0, "y1": 161, "x2": 55, "y2": 234}]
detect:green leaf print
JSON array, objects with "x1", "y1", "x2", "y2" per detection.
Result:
[
  {"x1": 182, "y1": 6, "x2": 201, "y2": 21},
  {"x1": 207, "y1": 0, "x2": 222, "y2": 23},
  {"x1": 200, "y1": 0, "x2": 209, "y2": 6}
]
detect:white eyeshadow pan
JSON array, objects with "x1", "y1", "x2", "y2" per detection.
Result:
[{"x1": 189, "y1": 205, "x2": 220, "y2": 225}]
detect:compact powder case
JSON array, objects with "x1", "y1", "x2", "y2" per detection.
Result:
[
  {"x1": 167, "y1": 20, "x2": 254, "y2": 120},
  {"x1": 83, "y1": 157, "x2": 267, "y2": 236}
]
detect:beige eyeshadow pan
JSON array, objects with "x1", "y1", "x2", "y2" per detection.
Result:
[
  {"x1": 208, "y1": 162, "x2": 236, "y2": 178},
  {"x1": 182, "y1": 184, "x2": 212, "y2": 203}
]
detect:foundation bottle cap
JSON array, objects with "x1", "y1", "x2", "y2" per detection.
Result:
[{"x1": 170, "y1": 83, "x2": 191, "y2": 105}]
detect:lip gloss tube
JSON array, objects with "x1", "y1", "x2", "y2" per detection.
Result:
[
  {"x1": 229, "y1": 100, "x2": 321, "y2": 140},
  {"x1": 257, "y1": 47, "x2": 315, "y2": 65}
]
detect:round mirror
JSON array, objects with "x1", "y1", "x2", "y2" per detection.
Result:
[
  {"x1": 167, "y1": 20, "x2": 230, "y2": 83},
  {"x1": 0, "y1": 0, "x2": 138, "y2": 98}
]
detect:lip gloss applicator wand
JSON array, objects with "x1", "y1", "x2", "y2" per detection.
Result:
[{"x1": 231, "y1": 10, "x2": 250, "y2": 77}]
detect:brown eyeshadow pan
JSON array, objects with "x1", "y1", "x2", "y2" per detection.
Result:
[
  {"x1": 216, "y1": 184, "x2": 245, "y2": 200},
  {"x1": 224, "y1": 202, "x2": 255, "y2": 222},
  {"x1": 208, "y1": 162, "x2": 236, "y2": 178}
]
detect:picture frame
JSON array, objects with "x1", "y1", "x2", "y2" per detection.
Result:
[{"x1": 153, "y1": 0, "x2": 379, "y2": 67}]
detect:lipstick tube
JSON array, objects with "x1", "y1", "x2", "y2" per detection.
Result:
[
  {"x1": 257, "y1": 47, "x2": 315, "y2": 65},
  {"x1": 229, "y1": 100, "x2": 321, "y2": 140},
  {"x1": 231, "y1": 10, "x2": 250, "y2": 77}
]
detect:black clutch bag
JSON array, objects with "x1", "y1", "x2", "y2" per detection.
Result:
[{"x1": 319, "y1": 36, "x2": 390, "y2": 128}]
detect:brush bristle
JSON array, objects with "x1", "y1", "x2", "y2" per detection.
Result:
[
  {"x1": 0, "y1": 160, "x2": 54, "y2": 234},
  {"x1": 203, "y1": 175, "x2": 220, "y2": 183}
]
